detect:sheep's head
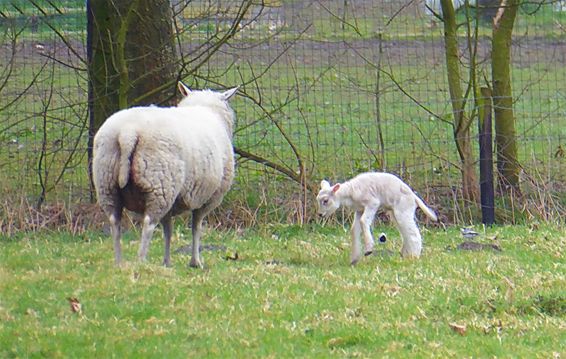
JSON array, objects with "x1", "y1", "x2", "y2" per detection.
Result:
[
  {"x1": 177, "y1": 82, "x2": 238, "y2": 107},
  {"x1": 316, "y1": 180, "x2": 341, "y2": 217},
  {"x1": 177, "y1": 81, "x2": 239, "y2": 135}
]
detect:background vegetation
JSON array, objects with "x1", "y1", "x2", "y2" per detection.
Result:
[{"x1": 0, "y1": 0, "x2": 565, "y2": 230}]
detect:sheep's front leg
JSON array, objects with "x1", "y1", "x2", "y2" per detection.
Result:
[
  {"x1": 360, "y1": 206, "x2": 378, "y2": 256},
  {"x1": 189, "y1": 209, "x2": 205, "y2": 269},
  {"x1": 109, "y1": 211, "x2": 122, "y2": 266},
  {"x1": 161, "y1": 215, "x2": 173, "y2": 267},
  {"x1": 138, "y1": 215, "x2": 157, "y2": 262},
  {"x1": 350, "y1": 211, "x2": 363, "y2": 265}
]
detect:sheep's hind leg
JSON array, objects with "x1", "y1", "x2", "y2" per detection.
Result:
[
  {"x1": 189, "y1": 208, "x2": 205, "y2": 269},
  {"x1": 161, "y1": 214, "x2": 173, "y2": 267},
  {"x1": 393, "y1": 209, "x2": 422, "y2": 258},
  {"x1": 109, "y1": 210, "x2": 123, "y2": 266},
  {"x1": 138, "y1": 215, "x2": 158, "y2": 262}
]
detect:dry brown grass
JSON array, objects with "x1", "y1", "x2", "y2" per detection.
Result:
[
  {"x1": 1, "y1": 176, "x2": 564, "y2": 237},
  {"x1": 0, "y1": 198, "x2": 105, "y2": 236}
]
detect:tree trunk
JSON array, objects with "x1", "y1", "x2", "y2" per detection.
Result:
[
  {"x1": 492, "y1": 0, "x2": 520, "y2": 192},
  {"x1": 440, "y1": 0, "x2": 478, "y2": 201},
  {"x1": 88, "y1": 0, "x2": 178, "y2": 131}
]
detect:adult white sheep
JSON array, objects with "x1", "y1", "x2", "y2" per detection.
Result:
[
  {"x1": 93, "y1": 82, "x2": 238, "y2": 268},
  {"x1": 316, "y1": 172, "x2": 438, "y2": 265}
]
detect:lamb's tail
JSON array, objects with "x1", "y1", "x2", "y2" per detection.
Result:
[
  {"x1": 117, "y1": 129, "x2": 139, "y2": 189},
  {"x1": 414, "y1": 194, "x2": 438, "y2": 222}
]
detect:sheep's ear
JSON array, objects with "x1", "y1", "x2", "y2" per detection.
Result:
[
  {"x1": 221, "y1": 86, "x2": 239, "y2": 101},
  {"x1": 320, "y1": 180, "x2": 331, "y2": 190},
  {"x1": 331, "y1": 184, "x2": 340, "y2": 193},
  {"x1": 178, "y1": 82, "x2": 191, "y2": 97}
]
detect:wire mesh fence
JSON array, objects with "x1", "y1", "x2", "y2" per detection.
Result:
[{"x1": 1, "y1": 0, "x2": 565, "y2": 230}]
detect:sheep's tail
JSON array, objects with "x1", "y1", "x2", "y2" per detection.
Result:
[
  {"x1": 117, "y1": 129, "x2": 139, "y2": 189},
  {"x1": 414, "y1": 194, "x2": 438, "y2": 221}
]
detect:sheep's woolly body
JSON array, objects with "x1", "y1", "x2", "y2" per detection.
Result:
[
  {"x1": 95, "y1": 106, "x2": 233, "y2": 212},
  {"x1": 92, "y1": 84, "x2": 237, "y2": 267},
  {"x1": 317, "y1": 172, "x2": 437, "y2": 264}
]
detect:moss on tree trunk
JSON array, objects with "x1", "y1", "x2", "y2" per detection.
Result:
[{"x1": 492, "y1": 0, "x2": 520, "y2": 192}]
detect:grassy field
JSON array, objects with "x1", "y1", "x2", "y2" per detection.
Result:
[{"x1": 1, "y1": 223, "x2": 564, "y2": 357}]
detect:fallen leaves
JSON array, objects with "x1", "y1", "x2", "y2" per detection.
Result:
[
  {"x1": 449, "y1": 322, "x2": 467, "y2": 336},
  {"x1": 67, "y1": 297, "x2": 81, "y2": 314},
  {"x1": 383, "y1": 284, "x2": 402, "y2": 298}
]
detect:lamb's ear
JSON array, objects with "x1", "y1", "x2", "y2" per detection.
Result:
[
  {"x1": 331, "y1": 184, "x2": 341, "y2": 193},
  {"x1": 178, "y1": 81, "x2": 191, "y2": 97},
  {"x1": 221, "y1": 86, "x2": 239, "y2": 101},
  {"x1": 320, "y1": 180, "x2": 331, "y2": 190}
]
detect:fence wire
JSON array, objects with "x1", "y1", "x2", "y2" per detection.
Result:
[{"x1": 1, "y1": 0, "x2": 565, "y2": 227}]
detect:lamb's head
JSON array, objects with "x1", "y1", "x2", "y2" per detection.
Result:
[
  {"x1": 316, "y1": 180, "x2": 341, "y2": 217},
  {"x1": 176, "y1": 81, "x2": 239, "y2": 134}
]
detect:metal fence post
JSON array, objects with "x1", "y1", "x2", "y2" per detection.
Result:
[{"x1": 479, "y1": 87, "x2": 495, "y2": 225}]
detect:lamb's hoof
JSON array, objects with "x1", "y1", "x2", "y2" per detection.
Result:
[
  {"x1": 364, "y1": 251, "x2": 373, "y2": 256},
  {"x1": 350, "y1": 258, "x2": 360, "y2": 266},
  {"x1": 401, "y1": 252, "x2": 421, "y2": 259}
]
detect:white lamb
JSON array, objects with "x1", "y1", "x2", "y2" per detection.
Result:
[
  {"x1": 93, "y1": 82, "x2": 238, "y2": 268},
  {"x1": 316, "y1": 172, "x2": 438, "y2": 265}
]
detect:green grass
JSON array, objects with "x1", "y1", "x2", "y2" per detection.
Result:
[
  {"x1": 0, "y1": 0, "x2": 86, "y2": 41},
  {"x1": 1, "y1": 223, "x2": 564, "y2": 357}
]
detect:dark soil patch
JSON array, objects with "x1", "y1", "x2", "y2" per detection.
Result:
[
  {"x1": 520, "y1": 295, "x2": 566, "y2": 317},
  {"x1": 445, "y1": 240, "x2": 502, "y2": 252}
]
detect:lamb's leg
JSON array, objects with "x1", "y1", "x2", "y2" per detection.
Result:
[
  {"x1": 360, "y1": 206, "x2": 378, "y2": 256},
  {"x1": 350, "y1": 211, "x2": 363, "y2": 265},
  {"x1": 161, "y1": 214, "x2": 173, "y2": 267},
  {"x1": 189, "y1": 208, "x2": 205, "y2": 269},
  {"x1": 109, "y1": 210, "x2": 123, "y2": 266},
  {"x1": 138, "y1": 215, "x2": 157, "y2": 262},
  {"x1": 393, "y1": 208, "x2": 422, "y2": 258}
]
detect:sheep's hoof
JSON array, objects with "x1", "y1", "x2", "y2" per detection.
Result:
[
  {"x1": 189, "y1": 259, "x2": 204, "y2": 269},
  {"x1": 350, "y1": 258, "x2": 360, "y2": 266},
  {"x1": 364, "y1": 250, "x2": 373, "y2": 257}
]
